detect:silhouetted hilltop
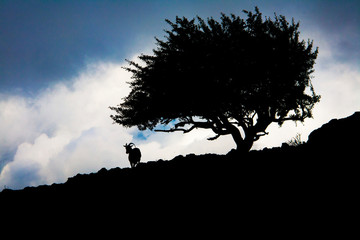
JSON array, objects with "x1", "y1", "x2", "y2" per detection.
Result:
[
  {"x1": 307, "y1": 111, "x2": 360, "y2": 153},
  {"x1": 1, "y1": 112, "x2": 359, "y2": 208}
]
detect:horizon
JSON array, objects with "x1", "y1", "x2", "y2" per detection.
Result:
[{"x1": 1, "y1": 0, "x2": 360, "y2": 190}]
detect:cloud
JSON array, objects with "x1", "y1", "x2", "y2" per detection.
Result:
[
  {"x1": 1, "y1": 30, "x2": 360, "y2": 190},
  {"x1": 253, "y1": 38, "x2": 360, "y2": 148},
  {"x1": 308, "y1": 1, "x2": 360, "y2": 63},
  {"x1": 0, "y1": 58, "x2": 235, "y2": 190},
  {"x1": 137, "y1": 129, "x2": 236, "y2": 162},
  {"x1": 0, "y1": 61, "x2": 134, "y2": 189},
  {"x1": 0, "y1": 1, "x2": 165, "y2": 92}
]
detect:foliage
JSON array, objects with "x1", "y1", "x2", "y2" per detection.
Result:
[
  {"x1": 110, "y1": 7, "x2": 320, "y2": 152},
  {"x1": 287, "y1": 133, "x2": 304, "y2": 146}
]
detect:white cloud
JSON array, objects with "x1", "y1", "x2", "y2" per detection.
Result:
[
  {"x1": 137, "y1": 129, "x2": 236, "y2": 162},
  {"x1": 0, "y1": 96, "x2": 39, "y2": 158},
  {"x1": 0, "y1": 58, "x2": 236, "y2": 190},
  {"x1": 314, "y1": 63, "x2": 360, "y2": 118},
  {"x1": 1, "y1": 37, "x2": 360, "y2": 190},
  {"x1": 0, "y1": 61, "x2": 134, "y2": 189}
]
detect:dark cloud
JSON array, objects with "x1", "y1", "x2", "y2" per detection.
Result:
[
  {"x1": 0, "y1": 1, "x2": 161, "y2": 93},
  {"x1": 6, "y1": 162, "x2": 42, "y2": 189},
  {"x1": 1, "y1": 0, "x2": 359, "y2": 94},
  {"x1": 0, "y1": 148, "x2": 17, "y2": 172},
  {"x1": 310, "y1": 1, "x2": 360, "y2": 31},
  {"x1": 306, "y1": 1, "x2": 360, "y2": 63},
  {"x1": 1, "y1": 1, "x2": 359, "y2": 190}
]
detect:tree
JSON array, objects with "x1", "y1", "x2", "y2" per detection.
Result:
[{"x1": 110, "y1": 7, "x2": 320, "y2": 153}]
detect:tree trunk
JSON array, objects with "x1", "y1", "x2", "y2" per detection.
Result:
[{"x1": 228, "y1": 124, "x2": 253, "y2": 153}]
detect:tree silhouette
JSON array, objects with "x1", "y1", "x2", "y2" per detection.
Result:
[{"x1": 110, "y1": 7, "x2": 320, "y2": 153}]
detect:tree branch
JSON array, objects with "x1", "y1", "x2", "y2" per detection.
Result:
[
  {"x1": 207, "y1": 134, "x2": 221, "y2": 141},
  {"x1": 155, "y1": 125, "x2": 196, "y2": 133},
  {"x1": 273, "y1": 116, "x2": 304, "y2": 123},
  {"x1": 254, "y1": 131, "x2": 269, "y2": 141},
  {"x1": 155, "y1": 118, "x2": 214, "y2": 134}
]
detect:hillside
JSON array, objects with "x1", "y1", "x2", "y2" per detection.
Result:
[{"x1": 1, "y1": 112, "x2": 359, "y2": 208}]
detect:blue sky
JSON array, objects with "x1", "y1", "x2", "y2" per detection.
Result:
[{"x1": 1, "y1": 0, "x2": 360, "y2": 189}]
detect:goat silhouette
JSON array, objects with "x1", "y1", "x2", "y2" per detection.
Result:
[{"x1": 124, "y1": 143, "x2": 141, "y2": 168}]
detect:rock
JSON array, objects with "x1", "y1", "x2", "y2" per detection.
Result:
[
  {"x1": 307, "y1": 112, "x2": 360, "y2": 155},
  {"x1": 2, "y1": 112, "x2": 359, "y2": 210}
]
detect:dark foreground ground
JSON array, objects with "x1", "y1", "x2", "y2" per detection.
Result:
[
  {"x1": 1, "y1": 145, "x2": 356, "y2": 202},
  {"x1": 0, "y1": 113, "x2": 358, "y2": 234}
]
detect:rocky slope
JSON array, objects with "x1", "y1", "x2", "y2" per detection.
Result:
[
  {"x1": 1, "y1": 112, "x2": 359, "y2": 209},
  {"x1": 307, "y1": 111, "x2": 360, "y2": 154}
]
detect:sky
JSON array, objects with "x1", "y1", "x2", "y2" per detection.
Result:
[{"x1": 1, "y1": 0, "x2": 359, "y2": 190}]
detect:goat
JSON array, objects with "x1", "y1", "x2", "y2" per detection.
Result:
[{"x1": 124, "y1": 143, "x2": 141, "y2": 168}]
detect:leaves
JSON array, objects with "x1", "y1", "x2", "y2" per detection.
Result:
[{"x1": 110, "y1": 7, "x2": 320, "y2": 146}]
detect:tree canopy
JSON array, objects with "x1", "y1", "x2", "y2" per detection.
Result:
[{"x1": 110, "y1": 7, "x2": 320, "y2": 152}]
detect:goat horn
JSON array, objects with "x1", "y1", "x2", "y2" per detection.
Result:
[{"x1": 129, "y1": 142, "x2": 135, "y2": 147}]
